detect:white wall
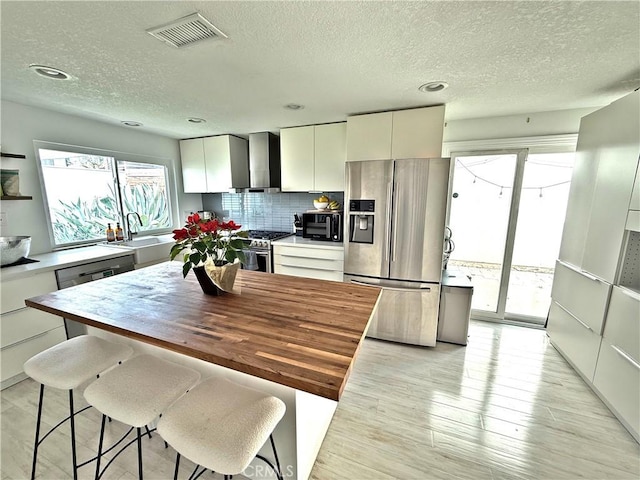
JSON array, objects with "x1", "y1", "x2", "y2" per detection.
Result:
[
  {"x1": 443, "y1": 107, "x2": 598, "y2": 142},
  {"x1": 0, "y1": 100, "x2": 202, "y2": 254}
]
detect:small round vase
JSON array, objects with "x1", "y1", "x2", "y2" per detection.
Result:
[{"x1": 192, "y1": 266, "x2": 223, "y2": 296}]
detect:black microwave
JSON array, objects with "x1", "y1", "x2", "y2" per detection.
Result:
[{"x1": 302, "y1": 212, "x2": 343, "y2": 242}]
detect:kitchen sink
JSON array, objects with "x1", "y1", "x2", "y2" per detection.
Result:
[{"x1": 103, "y1": 235, "x2": 174, "y2": 265}]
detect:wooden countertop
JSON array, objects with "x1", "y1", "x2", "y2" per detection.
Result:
[{"x1": 25, "y1": 262, "x2": 381, "y2": 401}]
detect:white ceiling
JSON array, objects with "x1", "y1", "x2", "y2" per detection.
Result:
[{"x1": 1, "y1": 1, "x2": 638, "y2": 140}]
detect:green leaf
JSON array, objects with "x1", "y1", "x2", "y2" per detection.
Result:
[
  {"x1": 229, "y1": 238, "x2": 246, "y2": 249},
  {"x1": 182, "y1": 262, "x2": 192, "y2": 278},
  {"x1": 170, "y1": 244, "x2": 183, "y2": 260},
  {"x1": 189, "y1": 252, "x2": 201, "y2": 265}
]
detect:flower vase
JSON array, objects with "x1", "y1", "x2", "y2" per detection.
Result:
[
  {"x1": 204, "y1": 259, "x2": 240, "y2": 293},
  {"x1": 192, "y1": 266, "x2": 223, "y2": 296}
]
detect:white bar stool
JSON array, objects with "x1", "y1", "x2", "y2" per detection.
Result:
[
  {"x1": 157, "y1": 377, "x2": 286, "y2": 480},
  {"x1": 23, "y1": 334, "x2": 134, "y2": 480},
  {"x1": 83, "y1": 354, "x2": 201, "y2": 480}
]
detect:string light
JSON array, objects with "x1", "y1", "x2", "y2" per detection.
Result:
[{"x1": 456, "y1": 159, "x2": 570, "y2": 197}]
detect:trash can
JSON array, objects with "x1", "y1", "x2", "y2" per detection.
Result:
[{"x1": 437, "y1": 270, "x2": 473, "y2": 345}]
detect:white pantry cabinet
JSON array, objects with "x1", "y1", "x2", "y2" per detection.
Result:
[
  {"x1": 558, "y1": 90, "x2": 640, "y2": 282},
  {"x1": 346, "y1": 106, "x2": 445, "y2": 161},
  {"x1": 280, "y1": 123, "x2": 346, "y2": 192},
  {"x1": 273, "y1": 242, "x2": 344, "y2": 282},
  {"x1": 1, "y1": 271, "x2": 66, "y2": 389},
  {"x1": 179, "y1": 135, "x2": 249, "y2": 193},
  {"x1": 548, "y1": 90, "x2": 640, "y2": 443}
]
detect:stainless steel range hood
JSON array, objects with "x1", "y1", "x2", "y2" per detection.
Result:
[{"x1": 241, "y1": 132, "x2": 281, "y2": 193}]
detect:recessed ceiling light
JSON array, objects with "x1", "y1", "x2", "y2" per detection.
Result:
[
  {"x1": 187, "y1": 118, "x2": 206, "y2": 123},
  {"x1": 121, "y1": 121, "x2": 143, "y2": 127},
  {"x1": 418, "y1": 81, "x2": 449, "y2": 93},
  {"x1": 29, "y1": 64, "x2": 71, "y2": 80},
  {"x1": 285, "y1": 104, "x2": 304, "y2": 110}
]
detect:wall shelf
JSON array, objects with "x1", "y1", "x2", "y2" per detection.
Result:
[
  {"x1": 0, "y1": 153, "x2": 27, "y2": 159},
  {"x1": 1, "y1": 195, "x2": 33, "y2": 200}
]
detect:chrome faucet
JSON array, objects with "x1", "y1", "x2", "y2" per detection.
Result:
[{"x1": 125, "y1": 212, "x2": 143, "y2": 241}]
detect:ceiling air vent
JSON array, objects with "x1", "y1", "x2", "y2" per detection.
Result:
[{"x1": 147, "y1": 13, "x2": 227, "y2": 48}]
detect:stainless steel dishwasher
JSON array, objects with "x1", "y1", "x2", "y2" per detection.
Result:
[{"x1": 55, "y1": 254, "x2": 135, "y2": 338}]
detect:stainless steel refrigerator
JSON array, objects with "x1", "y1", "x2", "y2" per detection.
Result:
[{"x1": 344, "y1": 158, "x2": 450, "y2": 346}]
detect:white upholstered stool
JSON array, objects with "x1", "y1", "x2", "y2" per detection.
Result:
[
  {"x1": 84, "y1": 354, "x2": 201, "y2": 480},
  {"x1": 23, "y1": 334, "x2": 134, "y2": 480},
  {"x1": 157, "y1": 377, "x2": 286, "y2": 480}
]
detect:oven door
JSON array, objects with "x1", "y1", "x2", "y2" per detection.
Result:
[
  {"x1": 255, "y1": 250, "x2": 271, "y2": 273},
  {"x1": 242, "y1": 248, "x2": 271, "y2": 273}
]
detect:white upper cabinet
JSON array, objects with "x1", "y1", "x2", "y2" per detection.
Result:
[
  {"x1": 281, "y1": 123, "x2": 346, "y2": 192},
  {"x1": 391, "y1": 106, "x2": 445, "y2": 159},
  {"x1": 346, "y1": 112, "x2": 393, "y2": 161},
  {"x1": 179, "y1": 135, "x2": 249, "y2": 193},
  {"x1": 313, "y1": 123, "x2": 346, "y2": 192},
  {"x1": 179, "y1": 138, "x2": 207, "y2": 193},
  {"x1": 346, "y1": 106, "x2": 445, "y2": 161},
  {"x1": 281, "y1": 125, "x2": 314, "y2": 192}
]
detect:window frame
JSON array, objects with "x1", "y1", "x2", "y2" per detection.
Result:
[{"x1": 34, "y1": 140, "x2": 177, "y2": 249}]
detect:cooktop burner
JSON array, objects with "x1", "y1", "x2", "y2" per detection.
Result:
[{"x1": 246, "y1": 230, "x2": 293, "y2": 241}]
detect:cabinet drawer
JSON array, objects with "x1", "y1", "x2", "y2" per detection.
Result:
[
  {"x1": 274, "y1": 264, "x2": 343, "y2": 282},
  {"x1": 551, "y1": 260, "x2": 611, "y2": 334},
  {"x1": 273, "y1": 245, "x2": 344, "y2": 261},
  {"x1": 1, "y1": 308, "x2": 64, "y2": 348},
  {"x1": 602, "y1": 286, "x2": 639, "y2": 364},
  {"x1": 1, "y1": 272, "x2": 58, "y2": 314},
  {"x1": 547, "y1": 301, "x2": 602, "y2": 382},
  {"x1": 274, "y1": 253, "x2": 343, "y2": 272},
  {"x1": 1, "y1": 326, "x2": 67, "y2": 385},
  {"x1": 593, "y1": 337, "x2": 640, "y2": 441}
]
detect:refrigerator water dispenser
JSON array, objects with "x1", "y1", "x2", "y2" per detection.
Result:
[{"x1": 348, "y1": 199, "x2": 375, "y2": 244}]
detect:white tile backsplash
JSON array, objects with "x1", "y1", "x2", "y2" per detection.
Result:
[{"x1": 202, "y1": 192, "x2": 344, "y2": 232}]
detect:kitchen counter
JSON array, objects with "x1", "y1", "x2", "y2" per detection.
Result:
[
  {"x1": 25, "y1": 261, "x2": 379, "y2": 401},
  {"x1": 272, "y1": 236, "x2": 343, "y2": 249},
  {"x1": 25, "y1": 261, "x2": 381, "y2": 479},
  {"x1": 1, "y1": 234, "x2": 175, "y2": 281},
  {"x1": 0, "y1": 246, "x2": 136, "y2": 282}
]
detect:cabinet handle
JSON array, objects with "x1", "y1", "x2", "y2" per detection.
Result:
[
  {"x1": 616, "y1": 286, "x2": 640, "y2": 302},
  {"x1": 611, "y1": 345, "x2": 640, "y2": 370},
  {"x1": 557, "y1": 260, "x2": 602, "y2": 283},
  {"x1": 555, "y1": 302, "x2": 593, "y2": 332},
  {"x1": 278, "y1": 263, "x2": 335, "y2": 272},
  {"x1": 350, "y1": 279, "x2": 432, "y2": 293},
  {"x1": 579, "y1": 270, "x2": 601, "y2": 283}
]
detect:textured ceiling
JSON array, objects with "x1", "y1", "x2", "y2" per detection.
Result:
[{"x1": 1, "y1": 1, "x2": 638, "y2": 139}]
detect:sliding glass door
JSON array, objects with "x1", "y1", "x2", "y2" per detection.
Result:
[{"x1": 447, "y1": 150, "x2": 574, "y2": 324}]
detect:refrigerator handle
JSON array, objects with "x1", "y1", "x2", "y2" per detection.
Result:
[
  {"x1": 349, "y1": 279, "x2": 432, "y2": 293},
  {"x1": 384, "y1": 182, "x2": 393, "y2": 261},
  {"x1": 391, "y1": 183, "x2": 399, "y2": 262}
]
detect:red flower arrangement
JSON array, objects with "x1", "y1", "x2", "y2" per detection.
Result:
[{"x1": 170, "y1": 213, "x2": 247, "y2": 277}]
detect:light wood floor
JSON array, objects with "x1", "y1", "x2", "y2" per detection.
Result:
[{"x1": 2, "y1": 321, "x2": 639, "y2": 479}]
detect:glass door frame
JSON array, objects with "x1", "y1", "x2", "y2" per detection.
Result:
[{"x1": 446, "y1": 148, "x2": 530, "y2": 324}]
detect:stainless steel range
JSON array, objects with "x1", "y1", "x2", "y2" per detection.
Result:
[{"x1": 244, "y1": 230, "x2": 293, "y2": 273}]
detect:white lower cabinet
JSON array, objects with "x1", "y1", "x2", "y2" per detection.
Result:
[
  {"x1": 547, "y1": 301, "x2": 602, "y2": 382},
  {"x1": 273, "y1": 243, "x2": 344, "y2": 282},
  {"x1": 0, "y1": 271, "x2": 65, "y2": 389},
  {"x1": 593, "y1": 286, "x2": 640, "y2": 441},
  {"x1": 550, "y1": 260, "x2": 612, "y2": 334}
]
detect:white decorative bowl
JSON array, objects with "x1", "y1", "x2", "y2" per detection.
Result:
[
  {"x1": 0, "y1": 236, "x2": 31, "y2": 265},
  {"x1": 313, "y1": 201, "x2": 329, "y2": 210}
]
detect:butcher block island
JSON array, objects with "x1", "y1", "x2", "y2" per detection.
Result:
[{"x1": 25, "y1": 261, "x2": 381, "y2": 480}]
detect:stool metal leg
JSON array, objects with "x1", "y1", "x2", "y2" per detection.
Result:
[
  {"x1": 95, "y1": 415, "x2": 107, "y2": 480},
  {"x1": 69, "y1": 390, "x2": 79, "y2": 480},
  {"x1": 137, "y1": 427, "x2": 144, "y2": 480},
  {"x1": 30, "y1": 384, "x2": 45, "y2": 480},
  {"x1": 173, "y1": 452, "x2": 181, "y2": 480}
]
